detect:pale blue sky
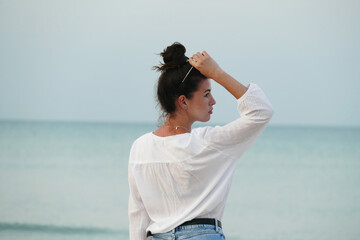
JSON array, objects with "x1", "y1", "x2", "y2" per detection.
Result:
[{"x1": 0, "y1": 0, "x2": 359, "y2": 126}]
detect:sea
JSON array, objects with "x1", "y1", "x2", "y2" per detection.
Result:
[{"x1": 0, "y1": 121, "x2": 359, "y2": 240}]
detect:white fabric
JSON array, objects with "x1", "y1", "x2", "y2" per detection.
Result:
[{"x1": 128, "y1": 83, "x2": 274, "y2": 240}]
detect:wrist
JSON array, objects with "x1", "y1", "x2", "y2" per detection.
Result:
[{"x1": 211, "y1": 68, "x2": 225, "y2": 82}]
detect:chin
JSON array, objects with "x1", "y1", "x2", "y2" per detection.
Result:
[{"x1": 199, "y1": 116, "x2": 211, "y2": 122}]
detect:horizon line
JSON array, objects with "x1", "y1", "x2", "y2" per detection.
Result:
[{"x1": 0, "y1": 118, "x2": 359, "y2": 129}]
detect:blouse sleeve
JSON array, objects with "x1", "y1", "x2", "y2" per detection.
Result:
[
  {"x1": 128, "y1": 148, "x2": 151, "y2": 240},
  {"x1": 199, "y1": 83, "x2": 274, "y2": 158}
]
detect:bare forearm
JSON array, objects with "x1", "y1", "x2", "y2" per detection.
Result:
[{"x1": 212, "y1": 69, "x2": 248, "y2": 99}]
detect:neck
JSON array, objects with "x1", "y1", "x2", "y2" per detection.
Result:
[{"x1": 165, "y1": 115, "x2": 193, "y2": 133}]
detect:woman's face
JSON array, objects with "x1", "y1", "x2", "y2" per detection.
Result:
[{"x1": 186, "y1": 79, "x2": 216, "y2": 122}]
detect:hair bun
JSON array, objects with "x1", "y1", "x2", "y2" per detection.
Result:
[{"x1": 153, "y1": 42, "x2": 188, "y2": 71}]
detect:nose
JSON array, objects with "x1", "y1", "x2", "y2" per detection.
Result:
[{"x1": 211, "y1": 95, "x2": 216, "y2": 106}]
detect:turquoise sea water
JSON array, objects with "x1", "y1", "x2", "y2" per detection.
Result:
[{"x1": 0, "y1": 121, "x2": 359, "y2": 240}]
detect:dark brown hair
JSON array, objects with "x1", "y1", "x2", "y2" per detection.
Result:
[{"x1": 153, "y1": 42, "x2": 207, "y2": 116}]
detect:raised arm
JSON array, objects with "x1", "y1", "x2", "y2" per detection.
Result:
[
  {"x1": 189, "y1": 51, "x2": 248, "y2": 99},
  {"x1": 190, "y1": 50, "x2": 274, "y2": 156}
]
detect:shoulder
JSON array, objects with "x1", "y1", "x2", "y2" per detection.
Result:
[
  {"x1": 190, "y1": 126, "x2": 216, "y2": 143},
  {"x1": 129, "y1": 132, "x2": 153, "y2": 163},
  {"x1": 130, "y1": 132, "x2": 152, "y2": 151}
]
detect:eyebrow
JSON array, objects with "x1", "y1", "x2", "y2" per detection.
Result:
[{"x1": 204, "y1": 89, "x2": 211, "y2": 93}]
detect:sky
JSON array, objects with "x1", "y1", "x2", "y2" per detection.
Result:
[{"x1": 0, "y1": 0, "x2": 359, "y2": 127}]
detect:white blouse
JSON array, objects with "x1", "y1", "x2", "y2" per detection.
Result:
[{"x1": 128, "y1": 83, "x2": 274, "y2": 240}]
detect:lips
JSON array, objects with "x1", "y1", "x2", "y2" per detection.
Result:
[{"x1": 209, "y1": 108, "x2": 213, "y2": 114}]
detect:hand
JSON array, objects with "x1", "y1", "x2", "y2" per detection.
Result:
[
  {"x1": 188, "y1": 51, "x2": 223, "y2": 80},
  {"x1": 190, "y1": 51, "x2": 248, "y2": 99}
]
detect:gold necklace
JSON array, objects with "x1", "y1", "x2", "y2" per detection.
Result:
[{"x1": 165, "y1": 124, "x2": 191, "y2": 133}]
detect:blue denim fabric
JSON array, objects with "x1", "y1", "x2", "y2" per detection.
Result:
[{"x1": 149, "y1": 224, "x2": 226, "y2": 240}]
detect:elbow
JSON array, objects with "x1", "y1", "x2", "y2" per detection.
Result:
[
  {"x1": 248, "y1": 105, "x2": 274, "y2": 124},
  {"x1": 264, "y1": 106, "x2": 274, "y2": 122},
  {"x1": 240, "y1": 101, "x2": 274, "y2": 124}
]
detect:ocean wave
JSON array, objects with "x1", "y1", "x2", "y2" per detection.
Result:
[{"x1": 0, "y1": 222, "x2": 125, "y2": 235}]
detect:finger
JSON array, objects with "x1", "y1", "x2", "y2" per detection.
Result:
[
  {"x1": 189, "y1": 57, "x2": 197, "y2": 66},
  {"x1": 202, "y1": 51, "x2": 209, "y2": 57},
  {"x1": 189, "y1": 58, "x2": 200, "y2": 69},
  {"x1": 195, "y1": 52, "x2": 203, "y2": 58},
  {"x1": 192, "y1": 54, "x2": 200, "y2": 62}
]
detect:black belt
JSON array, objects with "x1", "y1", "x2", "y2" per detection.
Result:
[
  {"x1": 181, "y1": 218, "x2": 222, "y2": 228},
  {"x1": 147, "y1": 218, "x2": 222, "y2": 237}
]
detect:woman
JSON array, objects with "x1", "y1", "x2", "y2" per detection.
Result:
[{"x1": 128, "y1": 42, "x2": 274, "y2": 239}]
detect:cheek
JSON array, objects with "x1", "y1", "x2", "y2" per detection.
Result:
[
  {"x1": 199, "y1": 101, "x2": 210, "y2": 115},
  {"x1": 196, "y1": 99, "x2": 208, "y2": 110},
  {"x1": 189, "y1": 97, "x2": 209, "y2": 114}
]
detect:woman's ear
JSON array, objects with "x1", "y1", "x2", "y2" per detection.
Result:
[{"x1": 177, "y1": 95, "x2": 188, "y2": 110}]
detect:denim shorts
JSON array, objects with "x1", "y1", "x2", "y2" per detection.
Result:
[{"x1": 149, "y1": 224, "x2": 226, "y2": 240}]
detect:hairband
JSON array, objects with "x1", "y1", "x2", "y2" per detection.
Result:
[
  {"x1": 181, "y1": 59, "x2": 193, "y2": 83},
  {"x1": 181, "y1": 66, "x2": 193, "y2": 83}
]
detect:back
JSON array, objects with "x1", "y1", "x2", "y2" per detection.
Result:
[{"x1": 129, "y1": 130, "x2": 239, "y2": 234}]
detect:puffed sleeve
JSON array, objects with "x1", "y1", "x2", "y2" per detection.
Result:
[{"x1": 199, "y1": 83, "x2": 274, "y2": 158}]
